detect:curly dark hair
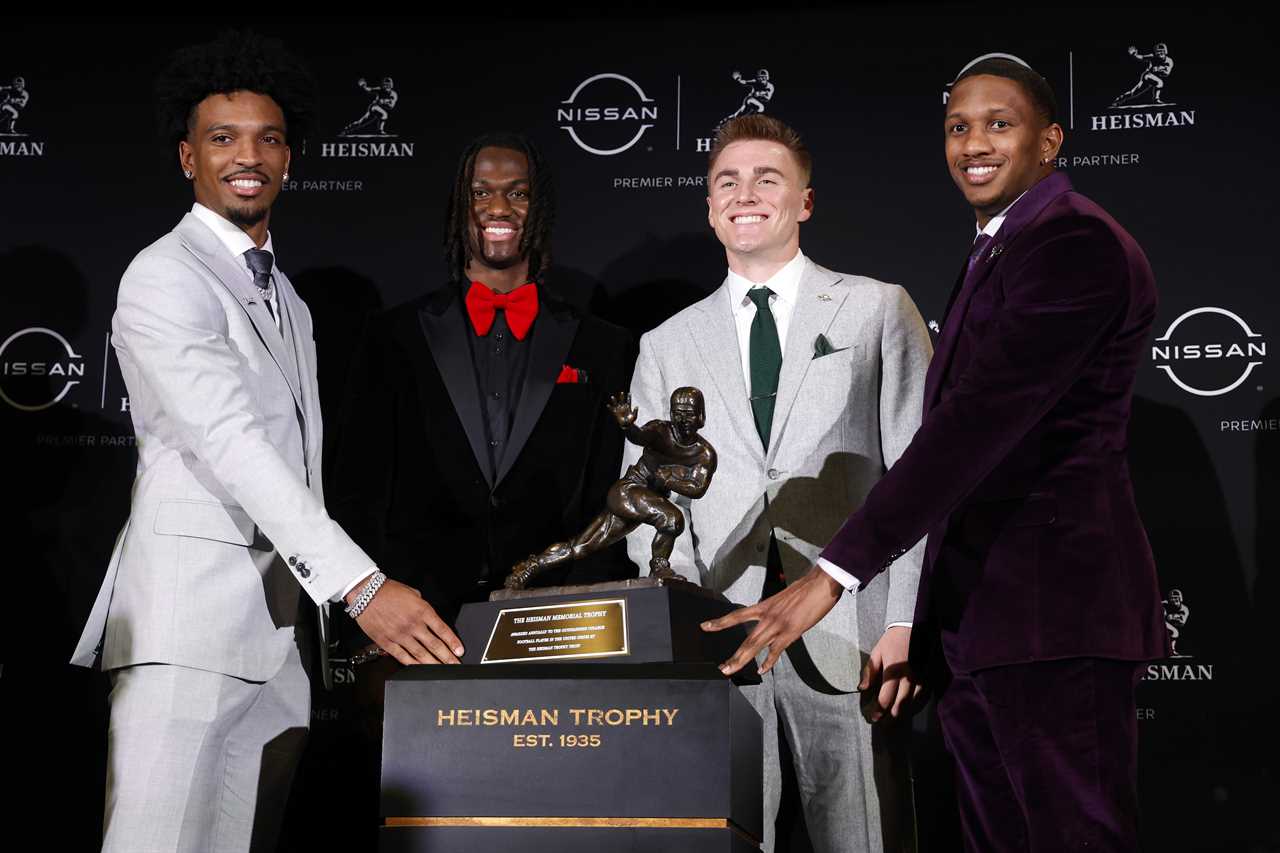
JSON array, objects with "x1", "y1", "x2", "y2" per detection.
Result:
[
  {"x1": 444, "y1": 132, "x2": 555, "y2": 284},
  {"x1": 155, "y1": 30, "x2": 317, "y2": 148}
]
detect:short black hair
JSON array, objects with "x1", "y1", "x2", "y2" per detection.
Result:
[
  {"x1": 954, "y1": 58, "x2": 1058, "y2": 127},
  {"x1": 444, "y1": 132, "x2": 555, "y2": 284},
  {"x1": 155, "y1": 30, "x2": 317, "y2": 148}
]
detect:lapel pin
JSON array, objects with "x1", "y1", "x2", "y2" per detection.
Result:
[
  {"x1": 817, "y1": 293, "x2": 832, "y2": 302},
  {"x1": 990, "y1": 244, "x2": 1004, "y2": 259}
]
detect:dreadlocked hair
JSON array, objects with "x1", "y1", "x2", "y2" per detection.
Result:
[
  {"x1": 444, "y1": 131, "x2": 555, "y2": 284},
  {"x1": 155, "y1": 29, "x2": 317, "y2": 149}
]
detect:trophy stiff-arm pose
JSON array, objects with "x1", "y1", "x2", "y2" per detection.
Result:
[{"x1": 506, "y1": 388, "x2": 716, "y2": 588}]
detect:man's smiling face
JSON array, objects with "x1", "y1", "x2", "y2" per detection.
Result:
[
  {"x1": 180, "y1": 90, "x2": 290, "y2": 234},
  {"x1": 944, "y1": 74, "x2": 1061, "y2": 225},
  {"x1": 707, "y1": 139, "x2": 812, "y2": 265},
  {"x1": 467, "y1": 146, "x2": 531, "y2": 277}
]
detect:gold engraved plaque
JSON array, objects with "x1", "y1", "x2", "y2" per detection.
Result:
[{"x1": 482, "y1": 598, "x2": 628, "y2": 664}]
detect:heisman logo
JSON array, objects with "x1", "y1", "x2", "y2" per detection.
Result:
[
  {"x1": 716, "y1": 69, "x2": 775, "y2": 131},
  {"x1": 1143, "y1": 588, "x2": 1214, "y2": 681},
  {"x1": 340, "y1": 77, "x2": 399, "y2": 138},
  {"x1": 0, "y1": 327, "x2": 85, "y2": 411},
  {"x1": 1110, "y1": 43, "x2": 1175, "y2": 109},
  {"x1": 1162, "y1": 588, "x2": 1189, "y2": 658},
  {"x1": 1092, "y1": 42, "x2": 1195, "y2": 131},
  {"x1": 1150, "y1": 307, "x2": 1266, "y2": 397},
  {"x1": 321, "y1": 77, "x2": 414, "y2": 158},
  {"x1": 0, "y1": 75, "x2": 43, "y2": 157},
  {"x1": 557, "y1": 73, "x2": 658, "y2": 156}
]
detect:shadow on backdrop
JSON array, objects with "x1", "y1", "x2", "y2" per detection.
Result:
[
  {"x1": 591, "y1": 232, "x2": 723, "y2": 336},
  {"x1": 0, "y1": 245, "x2": 131, "y2": 849},
  {"x1": 1127, "y1": 395, "x2": 1258, "y2": 851}
]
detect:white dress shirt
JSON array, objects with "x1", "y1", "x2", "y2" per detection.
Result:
[
  {"x1": 726, "y1": 249, "x2": 808, "y2": 383},
  {"x1": 978, "y1": 191, "x2": 1026, "y2": 240},
  {"x1": 190, "y1": 203, "x2": 281, "y2": 332}
]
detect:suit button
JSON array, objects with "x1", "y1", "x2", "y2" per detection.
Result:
[
  {"x1": 756, "y1": 543, "x2": 766, "y2": 553},
  {"x1": 491, "y1": 494, "x2": 502, "y2": 508},
  {"x1": 767, "y1": 468, "x2": 780, "y2": 480}
]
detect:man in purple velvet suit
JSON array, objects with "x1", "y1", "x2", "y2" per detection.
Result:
[{"x1": 707, "y1": 58, "x2": 1169, "y2": 851}]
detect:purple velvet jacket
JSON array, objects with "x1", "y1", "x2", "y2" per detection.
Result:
[{"x1": 820, "y1": 172, "x2": 1169, "y2": 675}]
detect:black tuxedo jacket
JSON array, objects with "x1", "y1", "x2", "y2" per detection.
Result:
[{"x1": 330, "y1": 283, "x2": 638, "y2": 639}]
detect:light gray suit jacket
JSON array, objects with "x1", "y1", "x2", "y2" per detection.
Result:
[
  {"x1": 71, "y1": 213, "x2": 373, "y2": 681},
  {"x1": 625, "y1": 259, "x2": 932, "y2": 692}
]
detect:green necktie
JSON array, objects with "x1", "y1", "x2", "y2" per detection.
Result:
[{"x1": 748, "y1": 287, "x2": 782, "y2": 450}]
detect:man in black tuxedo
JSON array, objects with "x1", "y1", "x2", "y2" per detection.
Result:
[{"x1": 330, "y1": 132, "x2": 637, "y2": 669}]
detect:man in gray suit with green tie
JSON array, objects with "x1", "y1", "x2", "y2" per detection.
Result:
[
  {"x1": 624, "y1": 115, "x2": 931, "y2": 852},
  {"x1": 69, "y1": 32, "x2": 462, "y2": 852}
]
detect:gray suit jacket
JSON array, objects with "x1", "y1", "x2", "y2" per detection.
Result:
[
  {"x1": 625, "y1": 259, "x2": 931, "y2": 691},
  {"x1": 70, "y1": 213, "x2": 372, "y2": 681}
]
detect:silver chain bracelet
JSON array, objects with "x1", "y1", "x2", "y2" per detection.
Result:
[{"x1": 344, "y1": 570, "x2": 387, "y2": 619}]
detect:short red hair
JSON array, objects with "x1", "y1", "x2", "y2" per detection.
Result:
[{"x1": 708, "y1": 115, "x2": 812, "y2": 184}]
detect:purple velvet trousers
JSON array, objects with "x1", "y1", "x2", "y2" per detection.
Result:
[{"x1": 936, "y1": 658, "x2": 1144, "y2": 852}]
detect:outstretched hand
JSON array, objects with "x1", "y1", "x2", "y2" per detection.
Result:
[
  {"x1": 352, "y1": 578, "x2": 465, "y2": 666},
  {"x1": 858, "y1": 625, "x2": 924, "y2": 723},
  {"x1": 607, "y1": 391, "x2": 638, "y2": 429},
  {"x1": 701, "y1": 565, "x2": 843, "y2": 676}
]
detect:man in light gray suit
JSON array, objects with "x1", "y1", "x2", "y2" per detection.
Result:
[
  {"x1": 624, "y1": 115, "x2": 931, "y2": 852},
  {"x1": 69, "y1": 33, "x2": 462, "y2": 853}
]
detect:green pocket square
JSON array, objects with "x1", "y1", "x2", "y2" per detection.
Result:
[{"x1": 812, "y1": 334, "x2": 849, "y2": 359}]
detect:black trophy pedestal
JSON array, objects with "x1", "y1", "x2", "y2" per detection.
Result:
[{"x1": 379, "y1": 581, "x2": 763, "y2": 851}]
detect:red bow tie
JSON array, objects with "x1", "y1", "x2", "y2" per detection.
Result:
[{"x1": 465, "y1": 281, "x2": 539, "y2": 340}]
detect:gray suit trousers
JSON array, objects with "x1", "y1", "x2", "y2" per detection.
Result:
[
  {"x1": 744, "y1": 646, "x2": 916, "y2": 853},
  {"x1": 101, "y1": 642, "x2": 310, "y2": 853}
]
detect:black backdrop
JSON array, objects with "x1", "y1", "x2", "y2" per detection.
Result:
[{"x1": 2, "y1": 11, "x2": 1276, "y2": 852}]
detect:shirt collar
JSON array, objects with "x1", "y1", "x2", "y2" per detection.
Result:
[
  {"x1": 191, "y1": 203, "x2": 275, "y2": 264},
  {"x1": 726, "y1": 250, "x2": 807, "y2": 312},
  {"x1": 976, "y1": 188, "x2": 1031, "y2": 240}
]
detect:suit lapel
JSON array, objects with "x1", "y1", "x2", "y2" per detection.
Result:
[
  {"x1": 691, "y1": 284, "x2": 764, "y2": 460},
  {"x1": 274, "y1": 270, "x2": 318, "y2": 466},
  {"x1": 923, "y1": 254, "x2": 997, "y2": 412},
  {"x1": 273, "y1": 274, "x2": 304, "y2": 398},
  {"x1": 175, "y1": 214, "x2": 305, "y2": 414},
  {"x1": 924, "y1": 172, "x2": 1075, "y2": 412},
  {"x1": 496, "y1": 297, "x2": 578, "y2": 487},
  {"x1": 769, "y1": 261, "x2": 847, "y2": 461},
  {"x1": 419, "y1": 288, "x2": 495, "y2": 486}
]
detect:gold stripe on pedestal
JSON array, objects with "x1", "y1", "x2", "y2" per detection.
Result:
[{"x1": 384, "y1": 816, "x2": 759, "y2": 843}]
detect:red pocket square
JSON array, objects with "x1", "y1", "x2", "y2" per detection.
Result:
[{"x1": 556, "y1": 364, "x2": 589, "y2": 384}]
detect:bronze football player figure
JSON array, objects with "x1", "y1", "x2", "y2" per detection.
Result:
[{"x1": 505, "y1": 387, "x2": 717, "y2": 589}]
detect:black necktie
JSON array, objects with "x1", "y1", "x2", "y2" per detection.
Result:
[{"x1": 244, "y1": 248, "x2": 276, "y2": 322}]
